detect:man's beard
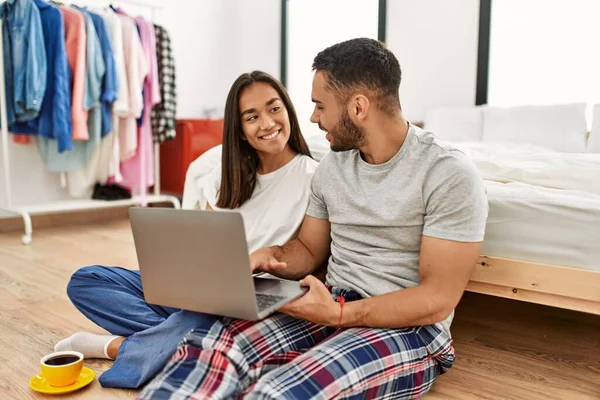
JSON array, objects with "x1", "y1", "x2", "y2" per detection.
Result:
[{"x1": 328, "y1": 110, "x2": 366, "y2": 152}]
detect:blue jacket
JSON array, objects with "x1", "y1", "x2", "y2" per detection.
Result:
[
  {"x1": 10, "y1": 0, "x2": 72, "y2": 153},
  {"x1": 88, "y1": 10, "x2": 118, "y2": 138},
  {"x1": 0, "y1": 0, "x2": 46, "y2": 125}
]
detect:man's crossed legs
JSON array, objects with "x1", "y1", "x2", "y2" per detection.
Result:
[{"x1": 139, "y1": 287, "x2": 454, "y2": 400}]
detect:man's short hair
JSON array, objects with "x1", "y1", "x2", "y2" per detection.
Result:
[{"x1": 312, "y1": 38, "x2": 402, "y2": 115}]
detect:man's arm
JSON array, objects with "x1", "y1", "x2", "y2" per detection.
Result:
[
  {"x1": 280, "y1": 235, "x2": 480, "y2": 328},
  {"x1": 340, "y1": 236, "x2": 480, "y2": 328},
  {"x1": 250, "y1": 215, "x2": 331, "y2": 280}
]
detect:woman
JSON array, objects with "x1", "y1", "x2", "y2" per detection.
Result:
[{"x1": 54, "y1": 71, "x2": 318, "y2": 389}]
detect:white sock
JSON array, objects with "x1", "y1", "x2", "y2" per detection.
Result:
[{"x1": 54, "y1": 332, "x2": 121, "y2": 360}]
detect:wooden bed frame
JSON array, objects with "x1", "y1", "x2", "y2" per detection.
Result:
[
  {"x1": 467, "y1": 255, "x2": 600, "y2": 315},
  {"x1": 409, "y1": 121, "x2": 600, "y2": 315}
]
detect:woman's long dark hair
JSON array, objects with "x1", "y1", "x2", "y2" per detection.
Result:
[{"x1": 216, "y1": 71, "x2": 312, "y2": 209}]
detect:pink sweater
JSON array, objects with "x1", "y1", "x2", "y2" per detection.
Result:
[{"x1": 60, "y1": 7, "x2": 88, "y2": 141}]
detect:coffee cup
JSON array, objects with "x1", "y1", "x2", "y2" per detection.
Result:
[{"x1": 39, "y1": 351, "x2": 84, "y2": 387}]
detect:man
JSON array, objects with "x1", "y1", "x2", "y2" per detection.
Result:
[{"x1": 139, "y1": 38, "x2": 488, "y2": 399}]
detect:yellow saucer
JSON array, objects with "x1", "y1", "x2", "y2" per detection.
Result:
[{"x1": 29, "y1": 366, "x2": 95, "y2": 395}]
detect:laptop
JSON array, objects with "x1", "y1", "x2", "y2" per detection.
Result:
[{"x1": 128, "y1": 207, "x2": 308, "y2": 320}]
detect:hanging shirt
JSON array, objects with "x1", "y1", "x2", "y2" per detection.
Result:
[
  {"x1": 59, "y1": 6, "x2": 88, "y2": 141},
  {"x1": 10, "y1": 0, "x2": 71, "y2": 153},
  {"x1": 151, "y1": 23, "x2": 176, "y2": 144},
  {"x1": 0, "y1": 0, "x2": 46, "y2": 125},
  {"x1": 88, "y1": 10, "x2": 118, "y2": 138},
  {"x1": 115, "y1": 12, "x2": 147, "y2": 162},
  {"x1": 65, "y1": 9, "x2": 120, "y2": 198},
  {"x1": 37, "y1": 8, "x2": 105, "y2": 174},
  {"x1": 79, "y1": 9, "x2": 104, "y2": 108},
  {"x1": 78, "y1": 7, "x2": 104, "y2": 145},
  {"x1": 119, "y1": 17, "x2": 160, "y2": 197},
  {"x1": 98, "y1": 10, "x2": 128, "y2": 117},
  {"x1": 98, "y1": 9, "x2": 129, "y2": 183}
]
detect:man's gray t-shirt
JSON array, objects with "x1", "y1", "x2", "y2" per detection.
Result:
[{"x1": 306, "y1": 125, "x2": 488, "y2": 332}]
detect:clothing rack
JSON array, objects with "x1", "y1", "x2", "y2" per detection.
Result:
[{"x1": 0, "y1": 0, "x2": 180, "y2": 245}]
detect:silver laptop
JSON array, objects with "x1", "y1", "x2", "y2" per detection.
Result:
[{"x1": 128, "y1": 207, "x2": 307, "y2": 320}]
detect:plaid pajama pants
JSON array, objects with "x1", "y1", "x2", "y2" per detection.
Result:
[{"x1": 138, "y1": 287, "x2": 455, "y2": 400}]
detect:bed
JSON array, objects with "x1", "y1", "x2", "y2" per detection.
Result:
[
  {"x1": 183, "y1": 103, "x2": 600, "y2": 315},
  {"x1": 425, "y1": 103, "x2": 600, "y2": 315},
  {"x1": 471, "y1": 181, "x2": 600, "y2": 315}
]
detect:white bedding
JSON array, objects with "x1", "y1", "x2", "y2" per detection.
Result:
[
  {"x1": 185, "y1": 138, "x2": 600, "y2": 204},
  {"x1": 182, "y1": 137, "x2": 600, "y2": 271},
  {"x1": 312, "y1": 136, "x2": 600, "y2": 196},
  {"x1": 452, "y1": 141, "x2": 600, "y2": 195},
  {"x1": 483, "y1": 181, "x2": 600, "y2": 271}
]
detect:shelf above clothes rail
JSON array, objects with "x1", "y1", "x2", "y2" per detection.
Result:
[{"x1": 0, "y1": 0, "x2": 180, "y2": 245}]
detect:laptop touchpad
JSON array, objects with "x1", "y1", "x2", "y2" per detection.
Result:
[{"x1": 254, "y1": 277, "x2": 292, "y2": 295}]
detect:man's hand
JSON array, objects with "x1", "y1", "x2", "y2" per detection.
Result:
[
  {"x1": 278, "y1": 275, "x2": 339, "y2": 326},
  {"x1": 248, "y1": 216, "x2": 332, "y2": 280},
  {"x1": 250, "y1": 247, "x2": 287, "y2": 274}
]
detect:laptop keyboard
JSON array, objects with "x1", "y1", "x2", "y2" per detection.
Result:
[{"x1": 256, "y1": 293, "x2": 288, "y2": 311}]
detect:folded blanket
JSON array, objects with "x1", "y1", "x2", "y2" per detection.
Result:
[{"x1": 453, "y1": 141, "x2": 600, "y2": 196}]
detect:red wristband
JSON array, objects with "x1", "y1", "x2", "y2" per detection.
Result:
[{"x1": 336, "y1": 295, "x2": 345, "y2": 329}]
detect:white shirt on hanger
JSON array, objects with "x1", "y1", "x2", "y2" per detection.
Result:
[
  {"x1": 98, "y1": 9, "x2": 130, "y2": 183},
  {"x1": 116, "y1": 13, "x2": 148, "y2": 163}
]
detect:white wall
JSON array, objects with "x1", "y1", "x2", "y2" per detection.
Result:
[
  {"x1": 487, "y1": 0, "x2": 600, "y2": 108},
  {"x1": 286, "y1": 0, "x2": 379, "y2": 138},
  {"x1": 155, "y1": 0, "x2": 281, "y2": 119},
  {"x1": 1, "y1": 0, "x2": 481, "y2": 213},
  {"x1": 284, "y1": 0, "x2": 480, "y2": 133},
  {"x1": 0, "y1": 0, "x2": 280, "y2": 213},
  {"x1": 154, "y1": 0, "x2": 227, "y2": 118},
  {"x1": 386, "y1": 0, "x2": 480, "y2": 122}
]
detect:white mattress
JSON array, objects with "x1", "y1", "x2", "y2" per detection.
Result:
[{"x1": 482, "y1": 181, "x2": 600, "y2": 271}]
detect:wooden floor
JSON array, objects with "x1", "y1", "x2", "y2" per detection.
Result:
[{"x1": 1, "y1": 218, "x2": 599, "y2": 399}]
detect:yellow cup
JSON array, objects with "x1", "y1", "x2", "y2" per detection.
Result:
[{"x1": 40, "y1": 351, "x2": 84, "y2": 387}]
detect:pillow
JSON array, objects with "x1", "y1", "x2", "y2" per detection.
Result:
[
  {"x1": 306, "y1": 134, "x2": 330, "y2": 162},
  {"x1": 182, "y1": 145, "x2": 222, "y2": 209},
  {"x1": 481, "y1": 103, "x2": 588, "y2": 153},
  {"x1": 586, "y1": 104, "x2": 600, "y2": 153},
  {"x1": 423, "y1": 106, "x2": 484, "y2": 142}
]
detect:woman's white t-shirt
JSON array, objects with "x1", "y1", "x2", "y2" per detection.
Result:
[{"x1": 204, "y1": 154, "x2": 318, "y2": 253}]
